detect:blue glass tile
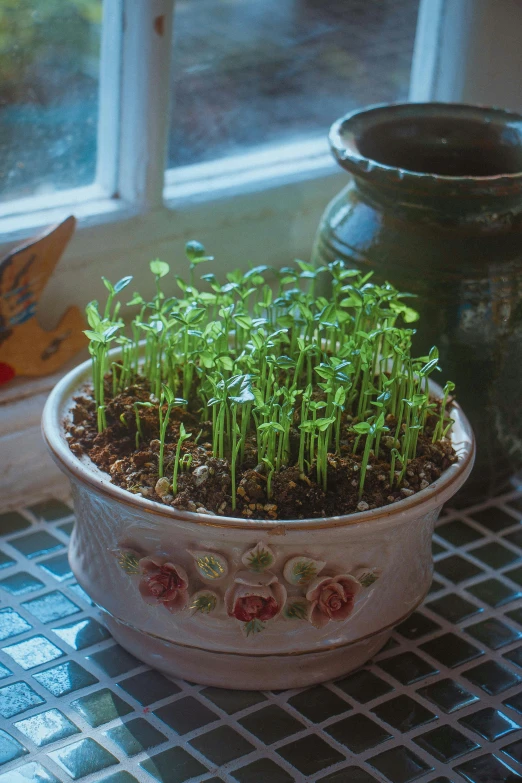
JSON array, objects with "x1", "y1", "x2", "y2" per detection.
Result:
[
  {"x1": 420, "y1": 632, "x2": 483, "y2": 668},
  {"x1": 276, "y1": 734, "x2": 344, "y2": 775},
  {"x1": 48, "y1": 737, "x2": 118, "y2": 779},
  {"x1": 118, "y1": 670, "x2": 180, "y2": 705},
  {"x1": 414, "y1": 724, "x2": 479, "y2": 762},
  {"x1": 368, "y1": 745, "x2": 433, "y2": 782},
  {"x1": 22, "y1": 591, "x2": 80, "y2": 624},
  {"x1": 0, "y1": 763, "x2": 61, "y2": 782},
  {"x1": 325, "y1": 713, "x2": 392, "y2": 753},
  {"x1": 317, "y1": 769, "x2": 378, "y2": 783},
  {"x1": 0, "y1": 728, "x2": 27, "y2": 765},
  {"x1": 233, "y1": 758, "x2": 295, "y2": 783},
  {"x1": 504, "y1": 646, "x2": 522, "y2": 670},
  {"x1": 2, "y1": 635, "x2": 63, "y2": 670},
  {"x1": 154, "y1": 695, "x2": 220, "y2": 736},
  {"x1": 465, "y1": 618, "x2": 522, "y2": 650},
  {"x1": 140, "y1": 747, "x2": 208, "y2": 782},
  {"x1": 417, "y1": 678, "x2": 479, "y2": 714},
  {"x1": 38, "y1": 554, "x2": 72, "y2": 582},
  {"x1": 0, "y1": 607, "x2": 32, "y2": 641},
  {"x1": 51, "y1": 617, "x2": 110, "y2": 650},
  {"x1": 71, "y1": 688, "x2": 133, "y2": 727},
  {"x1": 0, "y1": 550, "x2": 15, "y2": 570},
  {"x1": 9, "y1": 531, "x2": 64, "y2": 559},
  {"x1": 15, "y1": 708, "x2": 79, "y2": 747},
  {"x1": 0, "y1": 511, "x2": 31, "y2": 534},
  {"x1": 190, "y1": 725, "x2": 255, "y2": 766},
  {"x1": 503, "y1": 690, "x2": 522, "y2": 715},
  {"x1": 104, "y1": 717, "x2": 167, "y2": 756},
  {"x1": 371, "y1": 694, "x2": 436, "y2": 732},
  {"x1": 455, "y1": 753, "x2": 519, "y2": 783},
  {"x1": 336, "y1": 669, "x2": 393, "y2": 702},
  {"x1": 59, "y1": 521, "x2": 75, "y2": 537},
  {"x1": 470, "y1": 507, "x2": 518, "y2": 532},
  {"x1": 377, "y1": 651, "x2": 438, "y2": 685},
  {"x1": 459, "y1": 708, "x2": 520, "y2": 742},
  {"x1": 98, "y1": 774, "x2": 140, "y2": 783},
  {"x1": 87, "y1": 645, "x2": 140, "y2": 677},
  {"x1": 0, "y1": 663, "x2": 11, "y2": 680},
  {"x1": 463, "y1": 660, "x2": 522, "y2": 696},
  {"x1": 68, "y1": 581, "x2": 94, "y2": 605},
  {"x1": 28, "y1": 500, "x2": 72, "y2": 522},
  {"x1": 502, "y1": 738, "x2": 522, "y2": 765},
  {"x1": 0, "y1": 681, "x2": 44, "y2": 718},
  {"x1": 33, "y1": 660, "x2": 98, "y2": 697},
  {"x1": 0, "y1": 572, "x2": 44, "y2": 596}
]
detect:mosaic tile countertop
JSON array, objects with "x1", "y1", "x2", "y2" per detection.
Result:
[{"x1": 2, "y1": 488, "x2": 522, "y2": 783}]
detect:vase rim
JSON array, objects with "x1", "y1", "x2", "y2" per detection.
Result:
[{"x1": 329, "y1": 102, "x2": 522, "y2": 193}]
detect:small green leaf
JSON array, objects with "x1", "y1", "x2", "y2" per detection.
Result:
[
  {"x1": 115, "y1": 276, "x2": 133, "y2": 293},
  {"x1": 150, "y1": 259, "x2": 170, "y2": 278},
  {"x1": 185, "y1": 240, "x2": 213, "y2": 264}
]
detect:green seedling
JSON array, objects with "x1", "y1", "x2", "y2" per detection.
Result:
[{"x1": 84, "y1": 246, "x2": 455, "y2": 507}]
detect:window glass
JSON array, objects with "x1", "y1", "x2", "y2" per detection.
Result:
[
  {"x1": 168, "y1": 0, "x2": 419, "y2": 169},
  {"x1": 0, "y1": 1, "x2": 102, "y2": 203}
]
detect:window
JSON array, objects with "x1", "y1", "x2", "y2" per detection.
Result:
[
  {"x1": 1, "y1": 0, "x2": 520, "y2": 256},
  {"x1": 168, "y1": 0, "x2": 419, "y2": 169},
  {"x1": 0, "y1": 1, "x2": 103, "y2": 204}
]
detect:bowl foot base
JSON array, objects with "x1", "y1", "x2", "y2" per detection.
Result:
[{"x1": 103, "y1": 615, "x2": 392, "y2": 690}]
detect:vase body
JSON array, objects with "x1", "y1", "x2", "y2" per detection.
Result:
[
  {"x1": 42, "y1": 356, "x2": 474, "y2": 690},
  {"x1": 313, "y1": 103, "x2": 522, "y2": 502}
]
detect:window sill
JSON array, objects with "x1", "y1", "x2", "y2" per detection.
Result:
[{"x1": 0, "y1": 362, "x2": 85, "y2": 508}]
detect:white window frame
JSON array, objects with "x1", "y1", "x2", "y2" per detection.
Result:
[{"x1": 2, "y1": 0, "x2": 522, "y2": 263}]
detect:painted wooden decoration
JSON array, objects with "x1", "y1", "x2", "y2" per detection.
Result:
[{"x1": 0, "y1": 216, "x2": 86, "y2": 384}]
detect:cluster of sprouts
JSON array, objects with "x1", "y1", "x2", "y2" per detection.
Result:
[{"x1": 84, "y1": 243, "x2": 454, "y2": 509}]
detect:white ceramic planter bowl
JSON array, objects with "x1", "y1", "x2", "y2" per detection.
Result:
[{"x1": 42, "y1": 358, "x2": 474, "y2": 689}]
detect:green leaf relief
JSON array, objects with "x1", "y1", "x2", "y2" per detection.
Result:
[
  {"x1": 284, "y1": 601, "x2": 308, "y2": 620},
  {"x1": 283, "y1": 556, "x2": 325, "y2": 586},
  {"x1": 114, "y1": 550, "x2": 140, "y2": 575},
  {"x1": 190, "y1": 593, "x2": 217, "y2": 614},
  {"x1": 247, "y1": 550, "x2": 272, "y2": 572},
  {"x1": 244, "y1": 619, "x2": 265, "y2": 636},
  {"x1": 195, "y1": 555, "x2": 226, "y2": 579},
  {"x1": 242, "y1": 542, "x2": 275, "y2": 573},
  {"x1": 292, "y1": 561, "x2": 318, "y2": 584},
  {"x1": 359, "y1": 571, "x2": 379, "y2": 588}
]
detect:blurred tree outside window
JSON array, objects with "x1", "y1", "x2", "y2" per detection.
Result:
[
  {"x1": 0, "y1": 0, "x2": 102, "y2": 204},
  {"x1": 168, "y1": 0, "x2": 419, "y2": 167},
  {"x1": 0, "y1": 0, "x2": 419, "y2": 204}
]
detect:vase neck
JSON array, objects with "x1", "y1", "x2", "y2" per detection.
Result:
[{"x1": 330, "y1": 103, "x2": 522, "y2": 218}]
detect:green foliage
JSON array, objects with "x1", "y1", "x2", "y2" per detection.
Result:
[
  {"x1": 84, "y1": 242, "x2": 455, "y2": 502},
  {"x1": 0, "y1": 0, "x2": 101, "y2": 101}
]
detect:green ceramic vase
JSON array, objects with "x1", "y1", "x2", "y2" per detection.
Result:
[{"x1": 313, "y1": 103, "x2": 522, "y2": 501}]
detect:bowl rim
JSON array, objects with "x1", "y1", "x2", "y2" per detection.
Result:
[
  {"x1": 42, "y1": 355, "x2": 475, "y2": 532},
  {"x1": 329, "y1": 101, "x2": 522, "y2": 187}
]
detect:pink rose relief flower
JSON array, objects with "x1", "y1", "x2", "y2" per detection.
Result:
[
  {"x1": 138, "y1": 556, "x2": 189, "y2": 614},
  {"x1": 306, "y1": 574, "x2": 361, "y2": 629},
  {"x1": 225, "y1": 571, "x2": 286, "y2": 624}
]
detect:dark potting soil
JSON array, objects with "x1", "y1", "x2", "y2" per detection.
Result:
[{"x1": 66, "y1": 381, "x2": 457, "y2": 521}]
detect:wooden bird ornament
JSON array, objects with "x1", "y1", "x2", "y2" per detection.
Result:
[{"x1": 0, "y1": 216, "x2": 86, "y2": 383}]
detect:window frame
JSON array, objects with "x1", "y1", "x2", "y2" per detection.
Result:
[{"x1": 2, "y1": 0, "x2": 519, "y2": 266}]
